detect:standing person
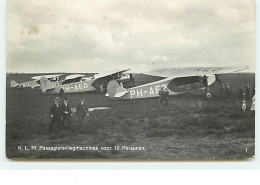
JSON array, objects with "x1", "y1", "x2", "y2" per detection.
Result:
[
  {"x1": 164, "y1": 88, "x2": 170, "y2": 106},
  {"x1": 239, "y1": 85, "x2": 245, "y2": 100},
  {"x1": 252, "y1": 86, "x2": 255, "y2": 97},
  {"x1": 120, "y1": 81, "x2": 124, "y2": 88},
  {"x1": 226, "y1": 83, "x2": 232, "y2": 97},
  {"x1": 129, "y1": 73, "x2": 133, "y2": 87},
  {"x1": 203, "y1": 75, "x2": 208, "y2": 88},
  {"x1": 242, "y1": 100, "x2": 247, "y2": 112},
  {"x1": 59, "y1": 88, "x2": 64, "y2": 98},
  {"x1": 49, "y1": 97, "x2": 62, "y2": 132},
  {"x1": 245, "y1": 84, "x2": 251, "y2": 101},
  {"x1": 158, "y1": 87, "x2": 165, "y2": 105},
  {"x1": 99, "y1": 83, "x2": 104, "y2": 92},
  {"x1": 215, "y1": 75, "x2": 222, "y2": 85},
  {"x1": 220, "y1": 83, "x2": 226, "y2": 98},
  {"x1": 251, "y1": 95, "x2": 255, "y2": 111},
  {"x1": 76, "y1": 99, "x2": 89, "y2": 130},
  {"x1": 60, "y1": 97, "x2": 72, "y2": 130}
]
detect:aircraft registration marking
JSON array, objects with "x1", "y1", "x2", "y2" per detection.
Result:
[
  {"x1": 63, "y1": 82, "x2": 89, "y2": 92},
  {"x1": 129, "y1": 84, "x2": 167, "y2": 99}
]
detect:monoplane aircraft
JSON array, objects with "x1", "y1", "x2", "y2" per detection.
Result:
[
  {"x1": 40, "y1": 69, "x2": 130, "y2": 94},
  {"x1": 10, "y1": 74, "x2": 62, "y2": 89},
  {"x1": 106, "y1": 66, "x2": 249, "y2": 99}
]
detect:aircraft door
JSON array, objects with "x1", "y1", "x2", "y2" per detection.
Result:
[{"x1": 167, "y1": 76, "x2": 204, "y2": 93}]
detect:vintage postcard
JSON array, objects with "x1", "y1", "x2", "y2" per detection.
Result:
[{"x1": 6, "y1": 0, "x2": 255, "y2": 160}]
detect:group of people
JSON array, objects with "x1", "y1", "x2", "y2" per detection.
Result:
[
  {"x1": 219, "y1": 83, "x2": 232, "y2": 98},
  {"x1": 158, "y1": 87, "x2": 170, "y2": 105},
  {"x1": 239, "y1": 84, "x2": 255, "y2": 112},
  {"x1": 49, "y1": 96, "x2": 89, "y2": 132},
  {"x1": 239, "y1": 84, "x2": 254, "y2": 101}
]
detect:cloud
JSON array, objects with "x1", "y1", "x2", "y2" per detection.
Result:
[{"x1": 6, "y1": 0, "x2": 255, "y2": 73}]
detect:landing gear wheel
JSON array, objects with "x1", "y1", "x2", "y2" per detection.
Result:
[{"x1": 206, "y1": 92, "x2": 212, "y2": 98}]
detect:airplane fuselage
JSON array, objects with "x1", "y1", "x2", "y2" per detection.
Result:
[
  {"x1": 43, "y1": 79, "x2": 96, "y2": 94},
  {"x1": 112, "y1": 75, "x2": 216, "y2": 99}
]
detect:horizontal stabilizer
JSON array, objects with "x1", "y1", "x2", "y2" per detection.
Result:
[
  {"x1": 10, "y1": 80, "x2": 20, "y2": 88},
  {"x1": 40, "y1": 77, "x2": 55, "y2": 92},
  {"x1": 107, "y1": 80, "x2": 129, "y2": 99},
  {"x1": 29, "y1": 81, "x2": 40, "y2": 89},
  {"x1": 114, "y1": 91, "x2": 129, "y2": 98}
]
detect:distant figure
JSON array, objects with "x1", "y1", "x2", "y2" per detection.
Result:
[
  {"x1": 132, "y1": 74, "x2": 135, "y2": 86},
  {"x1": 242, "y1": 100, "x2": 247, "y2": 112},
  {"x1": 220, "y1": 83, "x2": 226, "y2": 98},
  {"x1": 158, "y1": 87, "x2": 165, "y2": 105},
  {"x1": 164, "y1": 88, "x2": 170, "y2": 106},
  {"x1": 203, "y1": 75, "x2": 208, "y2": 88},
  {"x1": 245, "y1": 84, "x2": 251, "y2": 101},
  {"x1": 120, "y1": 81, "x2": 124, "y2": 88},
  {"x1": 251, "y1": 95, "x2": 255, "y2": 111},
  {"x1": 239, "y1": 85, "x2": 245, "y2": 100},
  {"x1": 129, "y1": 73, "x2": 133, "y2": 82},
  {"x1": 76, "y1": 99, "x2": 89, "y2": 130},
  {"x1": 59, "y1": 88, "x2": 64, "y2": 98},
  {"x1": 60, "y1": 97, "x2": 72, "y2": 130},
  {"x1": 49, "y1": 97, "x2": 62, "y2": 132},
  {"x1": 100, "y1": 83, "x2": 104, "y2": 92},
  {"x1": 225, "y1": 83, "x2": 232, "y2": 97},
  {"x1": 215, "y1": 75, "x2": 222, "y2": 85}
]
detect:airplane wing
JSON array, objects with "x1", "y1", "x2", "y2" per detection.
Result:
[
  {"x1": 91, "y1": 69, "x2": 130, "y2": 87},
  {"x1": 142, "y1": 66, "x2": 249, "y2": 78},
  {"x1": 31, "y1": 74, "x2": 63, "y2": 80},
  {"x1": 93, "y1": 69, "x2": 130, "y2": 79}
]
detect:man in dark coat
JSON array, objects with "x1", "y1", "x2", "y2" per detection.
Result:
[
  {"x1": 220, "y1": 83, "x2": 226, "y2": 98},
  {"x1": 164, "y1": 88, "x2": 170, "y2": 106},
  {"x1": 60, "y1": 97, "x2": 72, "y2": 130},
  {"x1": 49, "y1": 97, "x2": 62, "y2": 132},
  {"x1": 225, "y1": 83, "x2": 232, "y2": 97},
  {"x1": 203, "y1": 75, "x2": 208, "y2": 88},
  {"x1": 158, "y1": 87, "x2": 165, "y2": 105},
  {"x1": 76, "y1": 99, "x2": 89, "y2": 130}
]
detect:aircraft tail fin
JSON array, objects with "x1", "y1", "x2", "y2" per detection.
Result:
[
  {"x1": 10, "y1": 80, "x2": 20, "y2": 88},
  {"x1": 40, "y1": 77, "x2": 55, "y2": 92},
  {"x1": 107, "y1": 80, "x2": 129, "y2": 98},
  {"x1": 29, "y1": 81, "x2": 40, "y2": 89}
]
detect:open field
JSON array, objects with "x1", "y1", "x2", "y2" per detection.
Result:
[{"x1": 6, "y1": 73, "x2": 255, "y2": 160}]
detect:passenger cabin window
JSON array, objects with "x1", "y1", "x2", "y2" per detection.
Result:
[{"x1": 62, "y1": 77, "x2": 82, "y2": 85}]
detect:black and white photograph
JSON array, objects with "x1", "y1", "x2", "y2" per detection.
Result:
[{"x1": 6, "y1": 0, "x2": 255, "y2": 160}]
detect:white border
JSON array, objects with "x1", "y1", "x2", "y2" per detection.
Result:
[{"x1": 0, "y1": 0, "x2": 259, "y2": 170}]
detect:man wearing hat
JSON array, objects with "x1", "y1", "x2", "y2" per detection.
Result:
[
  {"x1": 49, "y1": 97, "x2": 62, "y2": 132},
  {"x1": 60, "y1": 97, "x2": 72, "y2": 130},
  {"x1": 76, "y1": 99, "x2": 89, "y2": 130}
]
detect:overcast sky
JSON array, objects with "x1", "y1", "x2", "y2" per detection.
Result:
[{"x1": 6, "y1": 0, "x2": 255, "y2": 73}]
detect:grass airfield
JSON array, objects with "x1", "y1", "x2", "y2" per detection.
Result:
[{"x1": 6, "y1": 73, "x2": 255, "y2": 160}]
